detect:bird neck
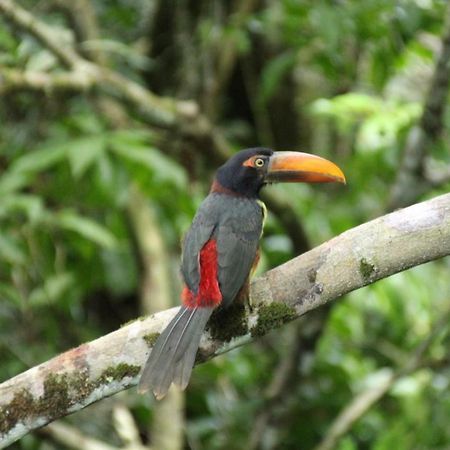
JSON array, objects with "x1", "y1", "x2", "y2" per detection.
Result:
[
  {"x1": 210, "y1": 179, "x2": 252, "y2": 197},
  {"x1": 210, "y1": 178, "x2": 261, "y2": 198}
]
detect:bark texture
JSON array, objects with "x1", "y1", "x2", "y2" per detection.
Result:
[{"x1": 1, "y1": 193, "x2": 450, "y2": 447}]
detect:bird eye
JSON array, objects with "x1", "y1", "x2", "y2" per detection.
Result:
[{"x1": 254, "y1": 158, "x2": 265, "y2": 168}]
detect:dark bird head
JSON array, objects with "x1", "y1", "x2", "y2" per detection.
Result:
[{"x1": 213, "y1": 147, "x2": 346, "y2": 197}]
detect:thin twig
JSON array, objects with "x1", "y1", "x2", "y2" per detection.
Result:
[
  {"x1": 0, "y1": 0, "x2": 81, "y2": 68},
  {"x1": 112, "y1": 403, "x2": 147, "y2": 449},
  {"x1": 0, "y1": 0, "x2": 197, "y2": 127},
  {"x1": 42, "y1": 422, "x2": 119, "y2": 450},
  {"x1": 0, "y1": 67, "x2": 94, "y2": 93},
  {"x1": 50, "y1": 0, "x2": 108, "y2": 65}
]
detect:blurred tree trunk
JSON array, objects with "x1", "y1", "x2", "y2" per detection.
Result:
[
  {"x1": 128, "y1": 187, "x2": 184, "y2": 450},
  {"x1": 388, "y1": 2, "x2": 450, "y2": 210}
]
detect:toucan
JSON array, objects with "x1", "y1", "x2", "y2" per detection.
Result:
[{"x1": 138, "y1": 147, "x2": 346, "y2": 399}]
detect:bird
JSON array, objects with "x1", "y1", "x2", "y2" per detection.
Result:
[{"x1": 138, "y1": 147, "x2": 345, "y2": 399}]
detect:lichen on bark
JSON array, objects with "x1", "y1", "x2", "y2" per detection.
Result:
[
  {"x1": 251, "y1": 303, "x2": 297, "y2": 338},
  {"x1": 0, "y1": 363, "x2": 140, "y2": 437}
]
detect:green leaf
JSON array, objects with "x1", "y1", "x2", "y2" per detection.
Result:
[
  {"x1": 55, "y1": 211, "x2": 118, "y2": 249},
  {"x1": 109, "y1": 132, "x2": 187, "y2": 187},
  {"x1": 0, "y1": 283, "x2": 23, "y2": 306},
  {"x1": 64, "y1": 111, "x2": 104, "y2": 134},
  {"x1": 223, "y1": 26, "x2": 250, "y2": 54},
  {"x1": 0, "y1": 26, "x2": 18, "y2": 52},
  {"x1": 28, "y1": 272, "x2": 75, "y2": 307},
  {"x1": 260, "y1": 51, "x2": 296, "y2": 103},
  {"x1": 337, "y1": 436, "x2": 358, "y2": 450},
  {"x1": 66, "y1": 135, "x2": 106, "y2": 178},
  {"x1": 310, "y1": 93, "x2": 383, "y2": 120},
  {"x1": 0, "y1": 170, "x2": 30, "y2": 195},
  {"x1": 0, "y1": 234, "x2": 26, "y2": 265},
  {"x1": 110, "y1": 141, "x2": 155, "y2": 168},
  {"x1": 11, "y1": 146, "x2": 66, "y2": 174},
  {"x1": 356, "y1": 102, "x2": 421, "y2": 152},
  {"x1": 0, "y1": 194, "x2": 45, "y2": 223}
]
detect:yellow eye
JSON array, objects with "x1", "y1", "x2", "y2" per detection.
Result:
[{"x1": 254, "y1": 158, "x2": 265, "y2": 168}]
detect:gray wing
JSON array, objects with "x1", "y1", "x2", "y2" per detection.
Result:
[
  {"x1": 181, "y1": 194, "x2": 264, "y2": 306},
  {"x1": 216, "y1": 200, "x2": 264, "y2": 306},
  {"x1": 180, "y1": 196, "x2": 219, "y2": 293}
]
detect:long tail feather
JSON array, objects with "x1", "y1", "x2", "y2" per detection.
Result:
[
  {"x1": 138, "y1": 306, "x2": 213, "y2": 398},
  {"x1": 172, "y1": 318, "x2": 207, "y2": 390}
]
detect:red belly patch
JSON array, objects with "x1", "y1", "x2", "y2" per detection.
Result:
[{"x1": 182, "y1": 239, "x2": 222, "y2": 308}]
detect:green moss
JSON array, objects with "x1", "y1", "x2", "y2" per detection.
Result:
[
  {"x1": 39, "y1": 374, "x2": 71, "y2": 416},
  {"x1": 120, "y1": 316, "x2": 147, "y2": 328},
  {"x1": 0, "y1": 373, "x2": 88, "y2": 435},
  {"x1": 97, "y1": 363, "x2": 140, "y2": 384},
  {"x1": 207, "y1": 303, "x2": 248, "y2": 342},
  {"x1": 0, "y1": 363, "x2": 141, "y2": 436},
  {"x1": 0, "y1": 389, "x2": 34, "y2": 434},
  {"x1": 360, "y1": 258, "x2": 376, "y2": 282},
  {"x1": 251, "y1": 303, "x2": 297, "y2": 338},
  {"x1": 71, "y1": 371, "x2": 96, "y2": 400},
  {"x1": 143, "y1": 332, "x2": 161, "y2": 347}
]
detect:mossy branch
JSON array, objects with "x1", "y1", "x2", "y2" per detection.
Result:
[
  {"x1": 1, "y1": 193, "x2": 450, "y2": 447},
  {"x1": 0, "y1": 0, "x2": 197, "y2": 128}
]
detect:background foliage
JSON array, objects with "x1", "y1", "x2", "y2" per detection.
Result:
[{"x1": 1, "y1": 0, "x2": 450, "y2": 449}]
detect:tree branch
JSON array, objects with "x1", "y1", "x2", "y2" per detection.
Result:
[
  {"x1": 0, "y1": 67, "x2": 94, "y2": 94},
  {"x1": 112, "y1": 403, "x2": 148, "y2": 450},
  {"x1": 0, "y1": 0, "x2": 197, "y2": 128},
  {"x1": 49, "y1": 0, "x2": 108, "y2": 65},
  {"x1": 0, "y1": 193, "x2": 450, "y2": 447},
  {"x1": 0, "y1": 0, "x2": 81, "y2": 68},
  {"x1": 42, "y1": 421, "x2": 119, "y2": 450}
]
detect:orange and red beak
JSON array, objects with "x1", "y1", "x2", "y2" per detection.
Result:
[{"x1": 266, "y1": 152, "x2": 346, "y2": 184}]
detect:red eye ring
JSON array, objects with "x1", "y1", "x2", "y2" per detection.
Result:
[{"x1": 243, "y1": 156, "x2": 265, "y2": 168}]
